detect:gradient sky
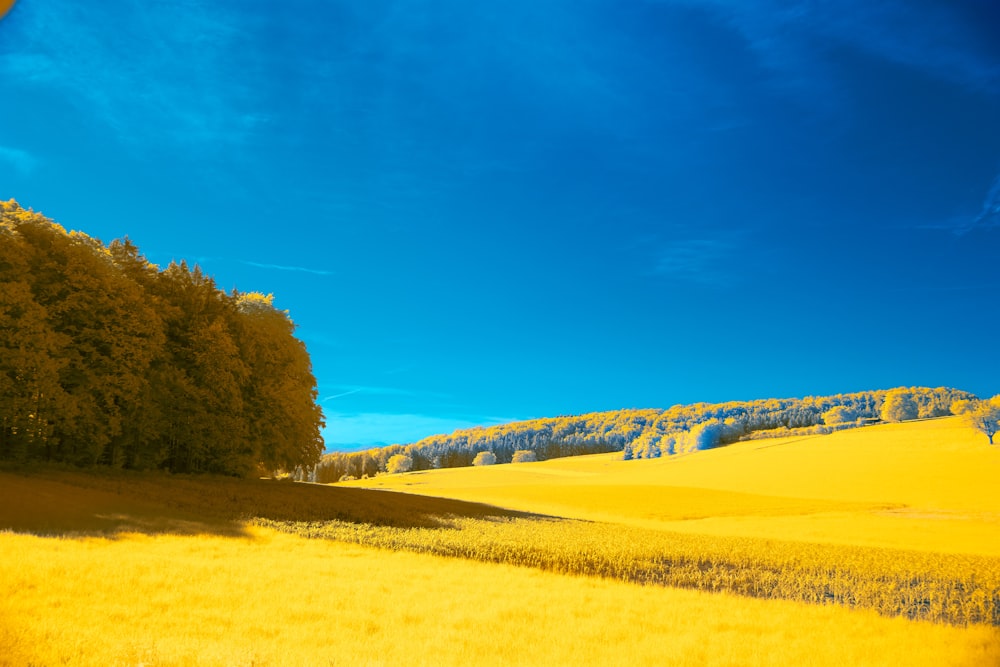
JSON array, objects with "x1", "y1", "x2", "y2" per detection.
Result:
[{"x1": 2, "y1": 1, "x2": 999, "y2": 450}]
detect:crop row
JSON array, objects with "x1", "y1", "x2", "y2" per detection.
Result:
[{"x1": 253, "y1": 515, "x2": 1000, "y2": 627}]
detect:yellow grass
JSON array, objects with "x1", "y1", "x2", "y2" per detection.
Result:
[
  {"x1": 2, "y1": 528, "x2": 998, "y2": 667},
  {"x1": 348, "y1": 417, "x2": 1000, "y2": 556},
  {"x1": 257, "y1": 513, "x2": 1000, "y2": 624},
  {"x1": 2, "y1": 416, "x2": 999, "y2": 664}
]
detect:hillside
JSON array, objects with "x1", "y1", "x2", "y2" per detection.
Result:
[
  {"x1": 2, "y1": 417, "x2": 999, "y2": 665},
  {"x1": 345, "y1": 416, "x2": 1000, "y2": 556}
]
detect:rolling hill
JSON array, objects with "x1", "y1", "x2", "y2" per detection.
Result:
[{"x1": 345, "y1": 416, "x2": 1000, "y2": 556}]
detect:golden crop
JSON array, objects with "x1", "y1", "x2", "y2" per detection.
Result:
[
  {"x1": 255, "y1": 513, "x2": 1000, "y2": 627},
  {"x1": 6, "y1": 527, "x2": 998, "y2": 667}
]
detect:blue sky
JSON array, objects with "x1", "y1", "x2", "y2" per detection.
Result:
[{"x1": 2, "y1": 1, "x2": 998, "y2": 450}]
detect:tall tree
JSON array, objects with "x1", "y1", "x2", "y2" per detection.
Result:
[
  {"x1": 0, "y1": 208, "x2": 70, "y2": 460},
  {"x1": 155, "y1": 262, "x2": 248, "y2": 473},
  {"x1": 3, "y1": 204, "x2": 161, "y2": 464},
  {"x1": 232, "y1": 292, "x2": 324, "y2": 474},
  {"x1": 106, "y1": 238, "x2": 169, "y2": 468}
]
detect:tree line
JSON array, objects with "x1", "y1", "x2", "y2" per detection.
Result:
[
  {"x1": 0, "y1": 200, "x2": 324, "y2": 475},
  {"x1": 313, "y1": 386, "x2": 974, "y2": 482}
]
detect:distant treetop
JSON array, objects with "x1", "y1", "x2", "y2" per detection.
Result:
[{"x1": 313, "y1": 385, "x2": 973, "y2": 482}]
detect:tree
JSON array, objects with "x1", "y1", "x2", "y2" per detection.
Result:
[
  {"x1": 951, "y1": 399, "x2": 972, "y2": 415},
  {"x1": 0, "y1": 219, "x2": 70, "y2": 461},
  {"x1": 386, "y1": 453, "x2": 413, "y2": 474},
  {"x1": 153, "y1": 262, "x2": 249, "y2": 474},
  {"x1": 630, "y1": 431, "x2": 661, "y2": 459},
  {"x1": 233, "y1": 291, "x2": 324, "y2": 475},
  {"x1": 822, "y1": 405, "x2": 856, "y2": 425},
  {"x1": 4, "y1": 204, "x2": 164, "y2": 466},
  {"x1": 310, "y1": 386, "x2": 972, "y2": 481},
  {"x1": 511, "y1": 450, "x2": 536, "y2": 463},
  {"x1": 676, "y1": 419, "x2": 725, "y2": 454},
  {"x1": 472, "y1": 451, "x2": 496, "y2": 466},
  {"x1": 0, "y1": 201, "x2": 326, "y2": 474},
  {"x1": 964, "y1": 397, "x2": 1000, "y2": 445},
  {"x1": 880, "y1": 389, "x2": 918, "y2": 422}
]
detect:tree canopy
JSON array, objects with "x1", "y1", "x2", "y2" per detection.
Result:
[
  {"x1": 880, "y1": 389, "x2": 919, "y2": 423},
  {"x1": 0, "y1": 200, "x2": 324, "y2": 475},
  {"x1": 962, "y1": 396, "x2": 1000, "y2": 445}
]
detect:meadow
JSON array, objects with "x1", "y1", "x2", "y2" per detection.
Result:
[
  {"x1": 348, "y1": 417, "x2": 1000, "y2": 556},
  {"x1": 2, "y1": 416, "x2": 999, "y2": 665}
]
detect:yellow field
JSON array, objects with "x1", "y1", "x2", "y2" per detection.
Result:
[
  {"x1": 348, "y1": 417, "x2": 1000, "y2": 556},
  {"x1": 1, "y1": 416, "x2": 999, "y2": 665},
  {"x1": 4, "y1": 527, "x2": 998, "y2": 667}
]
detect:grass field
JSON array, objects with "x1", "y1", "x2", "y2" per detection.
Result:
[
  {"x1": 347, "y1": 417, "x2": 1000, "y2": 556},
  {"x1": 2, "y1": 416, "x2": 999, "y2": 665},
  {"x1": 6, "y1": 527, "x2": 999, "y2": 667}
]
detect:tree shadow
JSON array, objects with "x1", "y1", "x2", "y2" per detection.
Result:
[{"x1": 0, "y1": 469, "x2": 540, "y2": 539}]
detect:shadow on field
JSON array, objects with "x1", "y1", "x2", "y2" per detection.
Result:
[{"x1": 0, "y1": 469, "x2": 535, "y2": 539}]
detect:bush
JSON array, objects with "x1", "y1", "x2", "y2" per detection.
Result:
[
  {"x1": 386, "y1": 454, "x2": 413, "y2": 474},
  {"x1": 472, "y1": 451, "x2": 496, "y2": 466},
  {"x1": 511, "y1": 450, "x2": 537, "y2": 463}
]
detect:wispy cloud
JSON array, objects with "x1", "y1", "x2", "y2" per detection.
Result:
[
  {"x1": 824, "y1": 2, "x2": 1000, "y2": 95},
  {"x1": 323, "y1": 388, "x2": 365, "y2": 401},
  {"x1": 0, "y1": 145, "x2": 38, "y2": 174},
  {"x1": 662, "y1": 0, "x2": 1000, "y2": 102},
  {"x1": 240, "y1": 260, "x2": 335, "y2": 276},
  {"x1": 0, "y1": 1, "x2": 265, "y2": 148},
  {"x1": 922, "y1": 173, "x2": 1000, "y2": 235},
  {"x1": 881, "y1": 283, "x2": 1000, "y2": 294},
  {"x1": 971, "y1": 174, "x2": 1000, "y2": 230},
  {"x1": 145, "y1": 252, "x2": 333, "y2": 278},
  {"x1": 321, "y1": 385, "x2": 448, "y2": 403}
]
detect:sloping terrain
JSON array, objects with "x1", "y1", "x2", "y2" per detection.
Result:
[
  {"x1": 1, "y1": 416, "x2": 998, "y2": 665},
  {"x1": 346, "y1": 417, "x2": 1000, "y2": 556}
]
